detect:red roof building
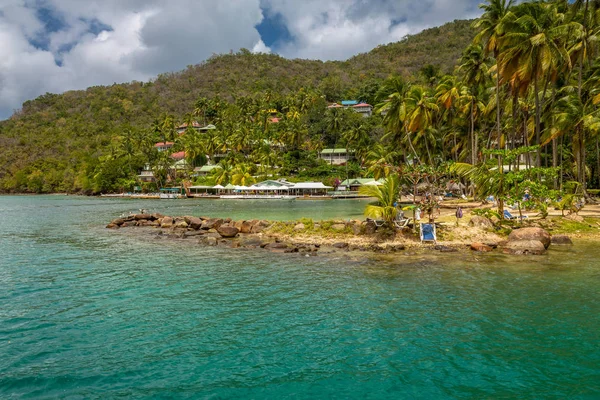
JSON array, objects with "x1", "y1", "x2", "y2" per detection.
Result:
[{"x1": 171, "y1": 151, "x2": 186, "y2": 160}]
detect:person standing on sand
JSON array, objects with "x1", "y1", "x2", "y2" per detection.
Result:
[{"x1": 455, "y1": 206, "x2": 463, "y2": 226}]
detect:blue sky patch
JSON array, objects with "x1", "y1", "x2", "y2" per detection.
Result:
[
  {"x1": 82, "y1": 18, "x2": 113, "y2": 35},
  {"x1": 256, "y1": 8, "x2": 292, "y2": 49}
]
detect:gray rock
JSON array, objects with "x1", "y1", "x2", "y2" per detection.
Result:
[
  {"x1": 264, "y1": 242, "x2": 288, "y2": 249},
  {"x1": 185, "y1": 217, "x2": 203, "y2": 230},
  {"x1": 201, "y1": 218, "x2": 223, "y2": 230},
  {"x1": 332, "y1": 242, "x2": 348, "y2": 249},
  {"x1": 203, "y1": 237, "x2": 218, "y2": 246},
  {"x1": 469, "y1": 216, "x2": 494, "y2": 229},
  {"x1": 470, "y1": 242, "x2": 493, "y2": 252},
  {"x1": 240, "y1": 220, "x2": 254, "y2": 233},
  {"x1": 551, "y1": 235, "x2": 573, "y2": 245},
  {"x1": 217, "y1": 226, "x2": 239, "y2": 238},
  {"x1": 160, "y1": 216, "x2": 173, "y2": 228},
  {"x1": 508, "y1": 227, "x2": 551, "y2": 249},
  {"x1": 241, "y1": 238, "x2": 263, "y2": 248},
  {"x1": 184, "y1": 230, "x2": 205, "y2": 237},
  {"x1": 363, "y1": 220, "x2": 377, "y2": 235},
  {"x1": 294, "y1": 223, "x2": 305, "y2": 231},
  {"x1": 174, "y1": 220, "x2": 188, "y2": 229},
  {"x1": 503, "y1": 240, "x2": 546, "y2": 255}
]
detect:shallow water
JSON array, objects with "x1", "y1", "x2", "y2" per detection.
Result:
[{"x1": 0, "y1": 196, "x2": 598, "y2": 398}]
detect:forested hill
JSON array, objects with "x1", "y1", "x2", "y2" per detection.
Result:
[{"x1": 0, "y1": 19, "x2": 475, "y2": 193}]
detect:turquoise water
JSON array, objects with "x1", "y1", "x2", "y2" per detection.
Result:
[{"x1": 0, "y1": 196, "x2": 599, "y2": 399}]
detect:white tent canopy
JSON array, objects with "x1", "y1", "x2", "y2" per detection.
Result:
[
  {"x1": 292, "y1": 182, "x2": 333, "y2": 189},
  {"x1": 212, "y1": 184, "x2": 225, "y2": 189}
]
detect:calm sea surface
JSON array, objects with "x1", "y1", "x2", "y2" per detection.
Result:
[{"x1": 0, "y1": 195, "x2": 598, "y2": 399}]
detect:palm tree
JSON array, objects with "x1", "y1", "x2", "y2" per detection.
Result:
[
  {"x1": 211, "y1": 161, "x2": 234, "y2": 185},
  {"x1": 324, "y1": 107, "x2": 346, "y2": 163},
  {"x1": 498, "y1": 2, "x2": 574, "y2": 166},
  {"x1": 231, "y1": 164, "x2": 256, "y2": 186},
  {"x1": 459, "y1": 45, "x2": 489, "y2": 164},
  {"x1": 474, "y1": 0, "x2": 514, "y2": 150},
  {"x1": 359, "y1": 174, "x2": 401, "y2": 227},
  {"x1": 365, "y1": 143, "x2": 397, "y2": 180},
  {"x1": 404, "y1": 86, "x2": 440, "y2": 165}
]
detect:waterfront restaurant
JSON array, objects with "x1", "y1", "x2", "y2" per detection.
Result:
[{"x1": 290, "y1": 182, "x2": 332, "y2": 196}]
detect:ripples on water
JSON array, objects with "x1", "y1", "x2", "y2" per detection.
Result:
[{"x1": 0, "y1": 196, "x2": 599, "y2": 398}]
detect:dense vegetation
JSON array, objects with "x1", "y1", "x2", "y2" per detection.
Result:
[
  {"x1": 0, "y1": 19, "x2": 475, "y2": 193},
  {"x1": 1, "y1": 0, "x2": 600, "y2": 215}
]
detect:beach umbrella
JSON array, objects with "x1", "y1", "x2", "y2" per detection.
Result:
[{"x1": 213, "y1": 184, "x2": 225, "y2": 189}]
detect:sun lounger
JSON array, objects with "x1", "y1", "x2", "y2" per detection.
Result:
[
  {"x1": 503, "y1": 210, "x2": 528, "y2": 220},
  {"x1": 366, "y1": 218, "x2": 386, "y2": 227},
  {"x1": 394, "y1": 218, "x2": 411, "y2": 229},
  {"x1": 420, "y1": 223, "x2": 436, "y2": 243}
]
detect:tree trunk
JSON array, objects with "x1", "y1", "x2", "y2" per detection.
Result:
[
  {"x1": 534, "y1": 76, "x2": 541, "y2": 168},
  {"x1": 471, "y1": 99, "x2": 476, "y2": 165},
  {"x1": 552, "y1": 137, "x2": 558, "y2": 189}
]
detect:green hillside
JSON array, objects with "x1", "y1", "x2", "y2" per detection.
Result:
[{"x1": 0, "y1": 19, "x2": 477, "y2": 193}]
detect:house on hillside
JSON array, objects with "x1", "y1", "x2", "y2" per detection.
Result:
[
  {"x1": 339, "y1": 178, "x2": 383, "y2": 191},
  {"x1": 155, "y1": 142, "x2": 174, "y2": 152},
  {"x1": 328, "y1": 100, "x2": 373, "y2": 117},
  {"x1": 176, "y1": 122, "x2": 217, "y2": 134},
  {"x1": 138, "y1": 164, "x2": 155, "y2": 182},
  {"x1": 193, "y1": 164, "x2": 221, "y2": 177},
  {"x1": 319, "y1": 148, "x2": 354, "y2": 165}
]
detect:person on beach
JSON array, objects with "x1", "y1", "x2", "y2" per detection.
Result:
[{"x1": 455, "y1": 206, "x2": 463, "y2": 226}]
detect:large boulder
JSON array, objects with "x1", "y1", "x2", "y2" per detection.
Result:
[
  {"x1": 363, "y1": 220, "x2": 377, "y2": 235},
  {"x1": 551, "y1": 235, "x2": 573, "y2": 245},
  {"x1": 240, "y1": 220, "x2": 255, "y2": 233},
  {"x1": 110, "y1": 218, "x2": 126, "y2": 226},
  {"x1": 217, "y1": 226, "x2": 239, "y2": 238},
  {"x1": 134, "y1": 213, "x2": 152, "y2": 221},
  {"x1": 160, "y1": 216, "x2": 174, "y2": 228},
  {"x1": 503, "y1": 240, "x2": 546, "y2": 255},
  {"x1": 186, "y1": 217, "x2": 203, "y2": 230},
  {"x1": 201, "y1": 218, "x2": 223, "y2": 230},
  {"x1": 251, "y1": 221, "x2": 269, "y2": 233},
  {"x1": 508, "y1": 227, "x2": 551, "y2": 249},
  {"x1": 174, "y1": 220, "x2": 188, "y2": 229},
  {"x1": 470, "y1": 242, "x2": 493, "y2": 252},
  {"x1": 469, "y1": 216, "x2": 494, "y2": 229}
]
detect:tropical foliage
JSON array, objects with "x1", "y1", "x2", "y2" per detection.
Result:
[{"x1": 1, "y1": 2, "x2": 600, "y2": 206}]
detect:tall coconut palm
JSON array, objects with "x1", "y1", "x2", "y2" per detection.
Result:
[
  {"x1": 404, "y1": 86, "x2": 440, "y2": 165},
  {"x1": 459, "y1": 44, "x2": 490, "y2": 165},
  {"x1": 475, "y1": 0, "x2": 515, "y2": 149},
  {"x1": 498, "y1": 2, "x2": 574, "y2": 166},
  {"x1": 365, "y1": 143, "x2": 398, "y2": 180},
  {"x1": 231, "y1": 164, "x2": 256, "y2": 186}
]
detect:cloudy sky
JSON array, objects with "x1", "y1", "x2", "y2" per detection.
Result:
[{"x1": 0, "y1": 0, "x2": 484, "y2": 119}]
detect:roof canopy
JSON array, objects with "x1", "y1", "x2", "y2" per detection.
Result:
[
  {"x1": 292, "y1": 182, "x2": 333, "y2": 189},
  {"x1": 320, "y1": 148, "x2": 351, "y2": 154}
]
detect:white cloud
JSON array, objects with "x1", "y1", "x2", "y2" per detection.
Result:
[
  {"x1": 0, "y1": 0, "x2": 482, "y2": 119},
  {"x1": 265, "y1": 0, "x2": 481, "y2": 60}
]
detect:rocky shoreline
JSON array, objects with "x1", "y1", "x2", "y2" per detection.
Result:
[{"x1": 106, "y1": 212, "x2": 575, "y2": 257}]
